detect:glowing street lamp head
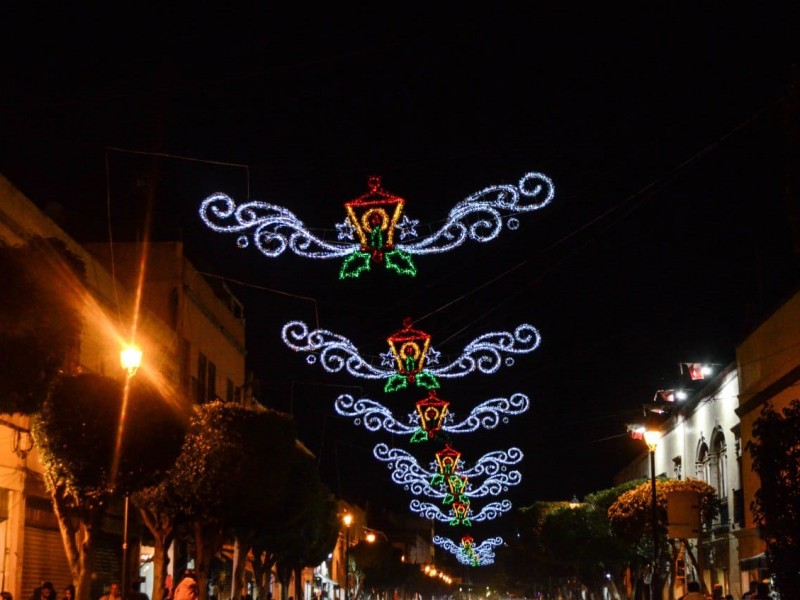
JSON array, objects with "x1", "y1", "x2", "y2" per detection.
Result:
[
  {"x1": 366, "y1": 532, "x2": 376, "y2": 543},
  {"x1": 343, "y1": 513, "x2": 353, "y2": 527},
  {"x1": 643, "y1": 429, "x2": 661, "y2": 452},
  {"x1": 120, "y1": 345, "x2": 143, "y2": 377}
]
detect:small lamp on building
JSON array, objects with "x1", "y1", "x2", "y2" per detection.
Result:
[{"x1": 343, "y1": 513, "x2": 353, "y2": 600}]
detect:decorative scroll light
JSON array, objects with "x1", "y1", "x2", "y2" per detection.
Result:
[
  {"x1": 281, "y1": 320, "x2": 541, "y2": 386},
  {"x1": 409, "y1": 499, "x2": 512, "y2": 524},
  {"x1": 334, "y1": 392, "x2": 530, "y2": 440},
  {"x1": 433, "y1": 535, "x2": 503, "y2": 567},
  {"x1": 199, "y1": 171, "x2": 555, "y2": 278},
  {"x1": 372, "y1": 443, "x2": 522, "y2": 502}
]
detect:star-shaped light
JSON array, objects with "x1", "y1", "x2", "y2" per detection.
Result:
[
  {"x1": 396, "y1": 214, "x2": 420, "y2": 240},
  {"x1": 336, "y1": 218, "x2": 356, "y2": 241},
  {"x1": 426, "y1": 347, "x2": 441, "y2": 366},
  {"x1": 380, "y1": 349, "x2": 396, "y2": 368}
]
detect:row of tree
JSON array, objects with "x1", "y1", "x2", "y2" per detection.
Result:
[
  {"x1": 497, "y1": 477, "x2": 719, "y2": 600},
  {"x1": 0, "y1": 238, "x2": 339, "y2": 600}
]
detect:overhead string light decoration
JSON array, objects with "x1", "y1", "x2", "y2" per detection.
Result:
[
  {"x1": 409, "y1": 498, "x2": 512, "y2": 526},
  {"x1": 199, "y1": 171, "x2": 555, "y2": 279},
  {"x1": 281, "y1": 318, "x2": 541, "y2": 392},
  {"x1": 333, "y1": 390, "x2": 530, "y2": 442},
  {"x1": 433, "y1": 535, "x2": 504, "y2": 567},
  {"x1": 371, "y1": 443, "x2": 523, "y2": 501}
]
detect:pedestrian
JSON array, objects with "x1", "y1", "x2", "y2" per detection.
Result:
[
  {"x1": 743, "y1": 581, "x2": 758, "y2": 599},
  {"x1": 725, "y1": 594, "x2": 734, "y2": 600},
  {"x1": 40, "y1": 584, "x2": 56, "y2": 600},
  {"x1": 680, "y1": 581, "x2": 705, "y2": 600},
  {"x1": 751, "y1": 582, "x2": 770, "y2": 599},
  {"x1": 99, "y1": 582, "x2": 121, "y2": 600},
  {"x1": 63, "y1": 585, "x2": 75, "y2": 600},
  {"x1": 173, "y1": 572, "x2": 199, "y2": 600},
  {"x1": 2, "y1": 591, "x2": 13, "y2": 600}
]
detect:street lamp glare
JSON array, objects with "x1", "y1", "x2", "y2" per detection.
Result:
[
  {"x1": 120, "y1": 345, "x2": 142, "y2": 376},
  {"x1": 343, "y1": 513, "x2": 353, "y2": 527},
  {"x1": 366, "y1": 532, "x2": 376, "y2": 543}
]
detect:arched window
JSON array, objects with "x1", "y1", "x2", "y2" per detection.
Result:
[
  {"x1": 695, "y1": 436, "x2": 709, "y2": 482},
  {"x1": 709, "y1": 427, "x2": 727, "y2": 499}
]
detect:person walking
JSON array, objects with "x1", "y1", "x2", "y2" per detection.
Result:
[
  {"x1": 680, "y1": 581, "x2": 706, "y2": 600},
  {"x1": 99, "y1": 582, "x2": 121, "y2": 600},
  {"x1": 63, "y1": 585, "x2": 75, "y2": 600},
  {"x1": 173, "y1": 572, "x2": 199, "y2": 600}
]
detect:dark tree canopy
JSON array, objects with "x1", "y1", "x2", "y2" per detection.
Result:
[
  {"x1": 0, "y1": 236, "x2": 85, "y2": 414},
  {"x1": 748, "y1": 400, "x2": 800, "y2": 599},
  {"x1": 34, "y1": 372, "x2": 187, "y2": 499}
]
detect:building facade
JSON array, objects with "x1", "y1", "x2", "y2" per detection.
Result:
[
  {"x1": 734, "y1": 287, "x2": 800, "y2": 589},
  {"x1": 615, "y1": 365, "x2": 744, "y2": 598},
  {"x1": 0, "y1": 175, "x2": 247, "y2": 599}
]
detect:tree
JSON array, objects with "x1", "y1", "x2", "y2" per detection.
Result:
[
  {"x1": 0, "y1": 237, "x2": 84, "y2": 414},
  {"x1": 273, "y1": 451, "x2": 339, "y2": 600},
  {"x1": 748, "y1": 399, "x2": 800, "y2": 599},
  {"x1": 608, "y1": 478, "x2": 717, "y2": 599},
  {"x1": 167, "y1": 401, "x2": 297, "y2": 600},
  {"x1": 350, "y1": 537, "x2": 405, "y2": 598},
  {"x1": 33, "y1": 373, "x2": 186, "y2": 600}
]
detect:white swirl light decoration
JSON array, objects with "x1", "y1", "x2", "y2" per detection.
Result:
[
  {"x1": 460, "y1": 447, "x2": 524, "y2": 478},
  {"x1": 335, "y1": 395, "x2": 415, "y2": 435},
  {"x1": 334, "y1": 393, "x2": 530, "y2": 436},
  {"x1": 430, "y1": 324, "x2": 541, "y2": 379},
  {"x1": 398, "y1": 172, "x2": 555, "y2": 255},
  {"x1": 199, "y1": 195, "x2": 355, "y2": 259},
  {"x1": 409, "y1": 499, "x2": 512, "y2": 523},
  {"x1": 372, "y1": 444, "x2": 521, "y2": 499},
  {"x1": 281, "y1": 321, "x2": 390, "y2": 379},
  {"x1": 433, "y1": 536, "x2": 503, "y2": 566},
  {"x1": 373, "y1": 444, "x2": 443, "y2": 497},
  {"x1": 282, "y1": 321, "x2": 540, "y2": 381}
]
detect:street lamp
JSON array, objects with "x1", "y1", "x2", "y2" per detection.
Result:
[
  {"x1": 643, "y1": 428, "x2": 661, "y2": 599},
  {"x1": 120, "y1": 344, "x2": 142, "y2": 600},
  {"x1": 343, "y1": 513, "x2": 353, "y2": 600}
]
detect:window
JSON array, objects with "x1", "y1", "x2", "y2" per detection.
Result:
[
  {"x1": 227, "y1": 378, "x2": 234, "y2": 403},
  {"x1": 695, "y1": 436, "x2": 709, "y2": 482},
  {"x1": 197, "y1": 353, "x2": 207, "y2": 404},
  {"x1": 709, "y1": 427, "x2": 727, "y2": 499},
  {"x1": 181, "y1": 339, "x2": 191, "y2": 393},
  {"x1": 208, "y1": 361, "x2": 217, "y2": 402}
]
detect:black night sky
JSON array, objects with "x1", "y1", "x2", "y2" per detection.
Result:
[{"x1": 3, "y1": 6, "x2": 800, "y2": 536}]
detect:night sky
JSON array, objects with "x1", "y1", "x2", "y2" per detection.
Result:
[{"x1": 3, "y1": 7, "x2": 800, "y2": 538}]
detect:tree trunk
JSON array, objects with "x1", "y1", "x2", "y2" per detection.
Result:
[
  {"x1": 231, "y1": 536, "x2": 252, "y2": 600},
  {"x1": 252, "y1": 549, "x2": 277, "y2": 600},
  {"x1": 49, "y1": 482, "x2": 98, "y2": 600},
  {"x1": 194, "y1": 521, "x2": 224, "y2": 600},
  {"x1": 293, "y1": 566, "x2": 303, "y2": 600},
  {"x1": 138, "y1": 507, "x2": 174, "y2": 600},
  {"x1": 276, "y1": 563, "x2": 292, "y2": 600}
]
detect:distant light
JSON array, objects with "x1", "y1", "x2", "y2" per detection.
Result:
[
  {"x1": 366, "y1": 532, "x2": 376, "y2": 543},
  {"x1": 343, "y1": 513, "x2": 353, "y2": 527},
  {"x1": 701, "y1": 365, "x2": 713, "y2": 376},
  {"x1": 675, "y1": 390, "x2": 688, "y2": 401}
]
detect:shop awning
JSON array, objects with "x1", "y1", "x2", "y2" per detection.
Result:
[{"x1": 739, "y1": 552, "x2": 768, "y2": 570}]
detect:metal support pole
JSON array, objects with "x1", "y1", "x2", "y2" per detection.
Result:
[
  {"x1": 345, "y1": 526, "x2": 350, "y2": 600},
  {"x1": 650, "y1": 449, "x2": 658, "y2": 599},
  {"x1": 122, "y1": 493, "x2": 130, "y2": 600}
]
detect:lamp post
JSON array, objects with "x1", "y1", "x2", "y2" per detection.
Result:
[
  {"x1": 343, "y1": 513, "x2": 353, "y2": 600},
  {"x1": 120, "y1": 345, "x2": 142, "y2": 600},
  {"x1": 643, "y1": 428, "x2": 660, "y2": 600}
]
